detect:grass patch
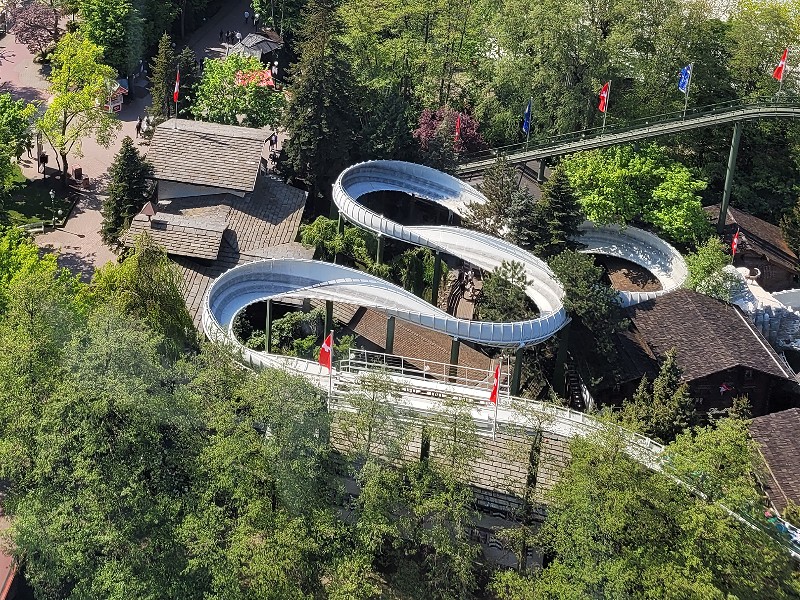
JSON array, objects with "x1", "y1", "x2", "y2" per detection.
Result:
[{"x1": 3, "y1": 167, "x2": 74, "y2": 226}]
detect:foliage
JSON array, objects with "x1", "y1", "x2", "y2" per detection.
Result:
[
  {"x1": 359, "y1": 90, "x2": 418, "y2": 162},
  {"x1": 619, "y1": 348, "x2": 696, "y2": 443},
  {"x1": 684, "y1": 237, "x2": 742, "y2": 302},
  {"x1": 504, "y1": 423, "x2": 800, "y2": 599},
  {"x1": 476, "y1": 260, "x2": 537, "y2": 322},
  {"x1": 562, "y1": 144, "x2": 711, "y2": 244},
  {"x1": 90, "y1": 232, "x2": 195, "y2": 353},
  {"x1": 11, "y1": 0, "x2": 62, "y2": 56},
  {"x1": 148, "y1": 33, "x2": 177, "y2": 119},
  {"x1": 101, "y1": 136, "x2": 154, "y2": 243},
  {"x1": 175, "y1": 46, "x2": 200, "y2": 118},
  {"x1": 391, "y1": 247, "x2": 447, "y2": 301},
  {"x1": 549, "y1": 250, "x2": 628, "y2": 355},
  {"x1": 280, "y1": 0, "x2": 361, "y2": 197},
  {"x1": 37, "y1": 33, "x2": 121, "y2": 184},
  {"x1": 0, "y1": 93, "x2": 37, "y2": 160},
  {"x1": 192, "y1": 53, "x2": 285, "y2": 128},
  {"x1": 78, "y1": 0, "x2": 143, "y2": 76},
  {"x1": 414, "y1": 107, "x2": 486, "y2": 171},
  {"x1": 509, "y1": 166, "x2": 585, "y2": 259},
  {"x1": 781, "y1": 195, "x2": 800, "y2": 256},
  {"x1": 463, "y1": 158, "x2": 516, "y2": 236},
  {"x1": 339, "y1": 0, "x2": 484, "y2": 106}
]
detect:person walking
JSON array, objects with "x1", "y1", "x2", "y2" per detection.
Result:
[
  {"x1": 269, "y1": 132, "x2": 278, "y2": 151},
  {"x1": 254, "y1": 13, "x2": 260, "y2": 29},
  {"x1": 135, "y1": 116, "x2": 142, "y2": 138},
  {"x1": 244, "y1": 10, "x2": 250, "y2": 23},
  {"x1": 235, "y1": 31, "x2": 242, "y2": 43}
]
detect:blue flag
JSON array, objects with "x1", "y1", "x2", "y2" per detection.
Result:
[
  {"x1": 678, "y1": 64, "x2": 692, "y2": 94},
  {"x1": 522, "y1": 99, "x2": 532, "y2": 134}
]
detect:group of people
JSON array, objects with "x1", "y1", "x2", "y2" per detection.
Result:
[{"x1": 220, "y1": 30, "x2": 243, "y2": 45}]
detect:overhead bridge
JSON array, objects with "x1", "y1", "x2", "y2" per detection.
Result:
[{"x1": 456, "y1": 97, "x2": 800, "y2": 175}]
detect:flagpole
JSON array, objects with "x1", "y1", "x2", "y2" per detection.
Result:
[
  {"x1": 327, "y1": 329, "x2": 334, "y2": 401},
  {"x1": 491, "y1": 358, "x2": 496, "y2": 440},
  {"x1": 780, "y1": 51, "x2": 788, "y2": 95},
  {"x1": 602, "y1": 81, "x2": 610, "y2": 134},
  {"x1": 683, "y1": 63, "x2": 693, "y2": 119},
  {"x1": 525, "y1": 96, "x2": 532, "y2": 149}
]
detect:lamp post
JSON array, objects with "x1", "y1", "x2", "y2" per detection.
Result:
[{"x1": 49, "y1": 189, "x2": 56, "y2": 227}]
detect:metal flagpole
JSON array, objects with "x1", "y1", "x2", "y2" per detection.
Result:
[
  {"x1": 327, "y1": 329, "x2": 334, "y2": 400},
  {"x1": 683, "y1": 63, "x2": 693, "y2": 119},
  {"x1": 492, "y1": 360, "x2": 499, "y2": 440},
  {"x1": 779, "y1": 51, "x2": 788, "y2": 95},
  {"x1": 525, "y1": 96, "x2": 532, "y2": 149}
]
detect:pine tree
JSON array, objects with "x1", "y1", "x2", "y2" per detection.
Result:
[
  {"x1": 535, "y1": 166, "x2": 585, "y2": 258},
  {"x1": 101, "y1": 136, "x2": 153, "y2": 243},
  {"x1": 619, "y1": 348, "x2": 695, "y2": 443},
  {"x1": 464, "y1": 158, "x2": 517, "y2": 235},
  {"x1": 148, "y1": 33, "x2": 176, "y2": 120},
  {"x1": 175, "y1": 46, "x2": 200, "y2": 118},
  {"x1": 360, "y1": 90, "x2": 417, "y2": 162},
  {"x1": 507, "y1": 187, "x2": 546, "y2": 251},
  {"x1": 280, "y1": 0, "x2": 360, "y2": 198}
]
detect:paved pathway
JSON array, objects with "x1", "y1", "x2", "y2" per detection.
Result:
[{"x1": 0, "y1": 5, "x2": 266, "y2": 280}]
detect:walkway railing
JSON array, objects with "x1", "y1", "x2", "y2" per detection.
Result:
[{"x1": 457, "y1": 96, "x2": 800, "y2": 173}]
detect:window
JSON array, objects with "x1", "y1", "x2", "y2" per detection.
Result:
[{"x1": 744, "y1": 369, "x2": 754, "y2": 380}]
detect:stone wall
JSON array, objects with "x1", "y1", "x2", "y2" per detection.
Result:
[{"x1": 328, "y1": 411, "x2": 573, "y2": 521}]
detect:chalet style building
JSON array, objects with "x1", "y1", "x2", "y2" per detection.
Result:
[
  {"x1": 750, "y1": 409, "x2": 800, "y2": 516},
  {"x1": 599, "y1": 289, "x2": 799, "y2": 415},
  {"x1": 704, "y1": 204, "x2": 800, "y2": 292}
]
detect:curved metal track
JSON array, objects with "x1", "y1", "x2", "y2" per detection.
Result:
[{"x1": 457, "y1": 98, "x2": 800, "y2": 175}]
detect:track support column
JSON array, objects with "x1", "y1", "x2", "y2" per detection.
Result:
[
  {"x1": 265, "y1": 299, "x2": 272, "y2": 353},
  {"x1": 431, "y1": 251, "x2": 443, "y2": 305},
  {"x1": 376, "y1": 234, "x2": 385, "y2": 265},
  {"x1": 537, "y1": 160, "x2": 546, "y2": 183},
  {"x1": 511, "y1": 347, "x2": 523, "y2": 396},
  {"x1": 385, "y1": 316, "x2": 396, "y2": 354},
  {"x1": 324, "y1": 300, "x2": 333, "y2": 337},
  {"x1": 449, "y1": 338, "x2": 460, "y2": 381},
  {"x1": 337, "y1": 213, "x2": 345, "y2": 234},
  {"x1": 717, "y1": 121, "x2": 743, "y2": 235},
  {"x1": 553, "y1": 322, "x2": 571, "y2": 398}
]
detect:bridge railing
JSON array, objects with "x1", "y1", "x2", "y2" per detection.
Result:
[{"x1": 459, "y1": 95, "x2": 800, "y2": 165}]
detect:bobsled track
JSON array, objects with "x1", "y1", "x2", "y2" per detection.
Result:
[
  {"x1": 202, "y1": 160, "x2": 798, "y2": 558},
  {"x1": 203, "y1": 160, "x2": 689, "y2": 374}
]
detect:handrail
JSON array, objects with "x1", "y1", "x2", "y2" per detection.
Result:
[{"x1": 457, "y1": 96, "x2": 800, "y2": 173}]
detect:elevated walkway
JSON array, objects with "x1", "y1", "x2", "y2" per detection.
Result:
[{"x1": 457, "y1": 97, "x2": 800, "y2": 175}]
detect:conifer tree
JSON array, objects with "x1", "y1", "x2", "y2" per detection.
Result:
[
  {"x1": 101, "y1": 136, "x2": 153, "y2": 243},
  {"x1": 280, "y1": 0, "x2": 360, "y2": 198},
  {"x1": 148, "y1": 33, "x2": 176, "y2": 120},
  {"x1": 175, "y1": 46, "x2": 200, "y2": 118},
  {"x1": 360, "y1": 90, "x2": 417, "y2": 162},
  {"x1": 536, "y1": 166, "x2": 585, "y2": 257},
  {"x1": 464, "y1": 157, "x2": 517, "y2": 235}
]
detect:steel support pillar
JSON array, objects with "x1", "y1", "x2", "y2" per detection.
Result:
[
  {"x1": 448, "y1": 338, "x2": 460, "y2": 381},
  {"x1": 553, "y1": 322, "x2": 571, "y2": 398},
  {"x1": 376, "y1": 234, "x2": 385, "y2": 265},
  {"x1": 537, "y1": 159, "x2": 546, "y2": 183},
  {"x1": 337, "y1": 213, "x2": 345, "y2": 234},
  {"x1": 431, "y1": 251, "x2": 443, "y2": 305},
  {"x1": 511, "y1": 347, "x2": 523, "y2": 396},
  {"x1": 265, "y1": 299, "x2": 272, "y2": 353},
  {"x1": 324, "y1": 300, "x2": 333, "y2": 336},
  {"x1": 718, "y1": 121, "x2": 743, "y2": 234},
  {"x1": 385, "y1": 316, "x2": 396, "y2": 354},
  {"x1": 329, "y1": 196, "x2": 339, "y2": 220}
]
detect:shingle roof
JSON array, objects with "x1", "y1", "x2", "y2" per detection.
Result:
[
  {"x1": 626, "y1": 289, "x2": 793, "y2": 382},
  {"x1": 230, "y1": 32, "x2": 283, "y2": 58},
  {"x1": 123, "y1": 212, "x2": 226, "y2": 260},
  {"x1": 750, "y1": 408, "x2": 800, "y2": 512},
  {"x1": 704, "y1": 204, "x2": 799, "y2": 272},
  {"x1": 148, "y1": 120, "x2": 269, "y2": 192}
]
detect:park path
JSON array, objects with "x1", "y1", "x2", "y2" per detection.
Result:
[{"x1": 0, "y1": 3, "x2": 259, "y2": 279}]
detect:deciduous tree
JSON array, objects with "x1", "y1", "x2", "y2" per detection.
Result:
[
  {"x1": 10, "y1": 0, "x2": 62, "y2": 55},
  {"x1": 192, "y1": 53, "x2": 284, "y2": 127},
  {"x1": 37, "y1": 33, "x2": 120, "y2": 185}
]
